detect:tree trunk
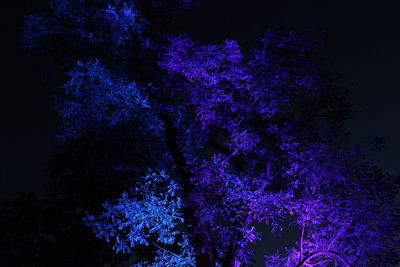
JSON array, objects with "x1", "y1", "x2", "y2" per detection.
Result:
[
  {"x1": 221, "y1": 246, "x2": 242, "y2": 267},
  {"x1": 222, "y1": 256, "x2": 241, "y2": 267},
  {"x1": 195, "y1": 246, "x2": 215, "y2": 267},
  {"x1": 136, "y1": 58, "x2": 219, "y2": 266},
  {"x1": 160, "y1": 112, "x2": 217, "y2": 266}
]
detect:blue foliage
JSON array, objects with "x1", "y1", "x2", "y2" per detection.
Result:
[
  {"x1": 21, "y1": 14, "x2": 60, "y2": 50},
  {"x1": 56, "y1": 59, "x2": 162, "y2": 140},
  {"x1": 23, "y1": 0, "x2": 146, "y2": 52},
  {"x1": 84, "y1": 171, "x2": 195, "y2": 266},
  {"x1": 23, "y1": 0, "x2": 400, "y2": 265},
  {"x1": 100, "y1": 2, "x2": 145, "y2": 46},
  {"x1": 133, "y1": 234, "x2": 195, "y2": 266}
]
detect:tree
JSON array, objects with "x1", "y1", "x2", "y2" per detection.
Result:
[{"x1": 23, "y1": 0, "x2": 399, "y2": 266}]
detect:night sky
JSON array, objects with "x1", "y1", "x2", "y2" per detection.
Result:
[{"x1": 1, "y1": 0, "x2": 399, "y2": 198}]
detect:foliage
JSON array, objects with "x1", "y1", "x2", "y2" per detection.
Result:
[
  {"x1": 23, "y1": 0, "x2": 399, "y2": 266},
  {"x1": 84, "y1": 171, "x2": 195, "y2": 266}
]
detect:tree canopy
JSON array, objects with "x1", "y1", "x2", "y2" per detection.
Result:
[{"x1": 23, "y1": 0, "x2": 399, "y2": 266}]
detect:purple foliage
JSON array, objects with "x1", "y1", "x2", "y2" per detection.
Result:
[{"x1": 23, "y1": 0, "x2": 399, "y2": 266}]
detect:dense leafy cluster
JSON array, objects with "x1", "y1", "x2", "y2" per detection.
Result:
[
  {"x1": 56, "y1": 59, "x2": 164, "y2": 140},
  {"x1": 85, "y1": 171, "x2": 195, "y2": 266},
  {"x1": 22, "y1": 0, "x2": 145, "y2": 51},
  {"x1": 23, "y1": 0, "x2": 399, "y2": 266}
]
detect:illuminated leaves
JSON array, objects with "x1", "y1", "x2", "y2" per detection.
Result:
[
  {"x1": 57, "y1": 59, "x2": 155, "y2": 139},
  {"x1": 85, "y1": 171, "x2": 195, "y2": 266},
  {"x1": 23, "y1": 0, "x2": 399, "y2": 265}
]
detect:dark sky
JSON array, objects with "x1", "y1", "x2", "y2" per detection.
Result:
[{"x1": 1, "y1": 0, "x2": 400, "y2": 197}]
